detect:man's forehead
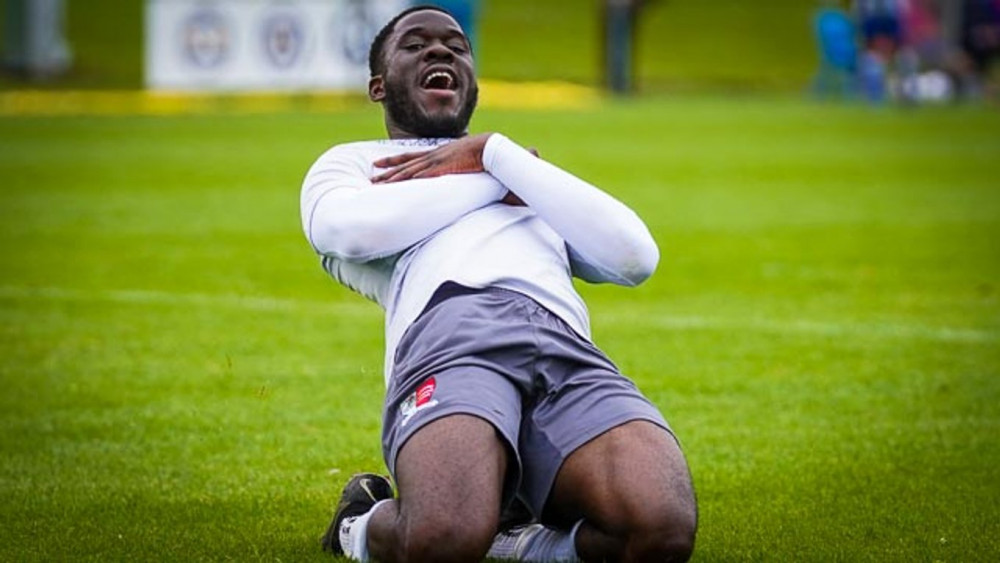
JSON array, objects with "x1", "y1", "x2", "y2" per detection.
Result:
[{"x1": 393, "y1": 10, "x2": 465, "y2": 39}]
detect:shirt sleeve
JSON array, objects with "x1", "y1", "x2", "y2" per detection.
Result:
[
  {"x1": 301, "y1": 145, "x2": 507, "y2": 263},
  {"x1": 481, "y1": 133, "x2": 660, "y2": 286}
]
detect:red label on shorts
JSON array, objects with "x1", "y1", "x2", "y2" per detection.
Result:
[{"x1": 415, "y1": 376, "x2": 436, "y2": 407}]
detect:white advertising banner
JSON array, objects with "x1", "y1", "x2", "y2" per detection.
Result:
[{"x1": 145, "y1": 0, "x2": 408, "y2": 91}]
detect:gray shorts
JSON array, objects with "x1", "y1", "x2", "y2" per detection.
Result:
[{"x1": 382, "y1": 283, "x2": 671, "y2": 518}]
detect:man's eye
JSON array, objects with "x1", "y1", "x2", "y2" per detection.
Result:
[
  {"x1": 449, "y1": 44, "x2": 468, "y2": 54},
  {"x1": 404, "y1": 43, "x2": 424, "y2": 51}
]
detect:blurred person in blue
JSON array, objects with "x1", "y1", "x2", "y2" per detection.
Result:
[
  {"x1": 853, "y1": 0, "x2": 905, "y2": 101},
  {"x1": 812, "y1": 1, "x2": 860, "y2": 99},
  {"x1": 302, "y1": 4, "x2": 697, "y2": 562}
]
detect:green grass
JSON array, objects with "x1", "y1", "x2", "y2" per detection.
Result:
[{"x1": 1, "y1": 98, "x2": 999, "y2": 560}]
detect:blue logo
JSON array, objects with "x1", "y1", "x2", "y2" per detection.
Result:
[
  {"x1": 182, "y1": 9, "x2": 230, "y2": 69},
  {"x1": 261, "y1": 11, "x2": 305, "y2": 69},
  {"x1": 339, "y1": 0, "x2": 377, "y2": 66}
]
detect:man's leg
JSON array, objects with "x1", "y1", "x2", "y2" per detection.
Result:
[
  {"x1": 366, "y1": 414, "x2": 509, "y2": 562},
  {"x1": 545, "y1": 420, "x2": 697, "y2": 563}
]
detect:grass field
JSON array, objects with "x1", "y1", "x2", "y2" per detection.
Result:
[{"x1": 1, "y1": 97, "x2": 999, "y2": 560}]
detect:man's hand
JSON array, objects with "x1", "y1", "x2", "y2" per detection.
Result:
[
  {"x1": 372, "y1": 133, "x2": 493, "y2": 184},
  {"x1": 371, "y1": 135, "x2": 539, "y2": 207}
]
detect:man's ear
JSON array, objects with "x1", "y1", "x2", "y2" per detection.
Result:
[{"x1": 369, "y1": 76, "x2": 385, "y2": 102}]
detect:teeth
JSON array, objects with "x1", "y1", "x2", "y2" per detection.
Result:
[{"x1": 423, "y1": 71, "x2": 454, "y2": 89}]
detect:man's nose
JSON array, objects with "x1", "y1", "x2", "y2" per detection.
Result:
[{"x1": 423, "y1": 41, "x2": 453, "y2": 61}]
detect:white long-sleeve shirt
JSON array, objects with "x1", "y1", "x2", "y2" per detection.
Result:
[{"x1": 301, "y1": 133, "x2": 659, "y2": 385}]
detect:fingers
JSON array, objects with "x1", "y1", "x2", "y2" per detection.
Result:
[
  {"x1": 372, "y1": 149, "x2": 445, "y2": 183},
  {"x1": 372, "y1": 151, "x2": 424, "y2": 168},
  {"x1": 370, "y1": 134, "x2": 489, "y2": 183},
  {"x1": 372, "y1": 158, "x2": 436, "y2": 183},
  {"x1": 372, "y1": 150, "x2": 464, "y2": 183},
  {"x1": 371, "y1": 151, "x2": 436, "y2": 183}
]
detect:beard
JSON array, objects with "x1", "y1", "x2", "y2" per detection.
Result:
[{"x1": 383, "y1": 75, "x2": 478, "y2": 138}]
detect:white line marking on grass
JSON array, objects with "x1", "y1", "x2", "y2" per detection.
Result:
[
  {"x1": 599, "y1": 312, "x2": 999, "y2": 344},
  {"x1": 0, "y1": 285, "x2": 374, "y2": 316},
  {"x1": 2, "y1": 285, "x2": 996, "y2": 344}
]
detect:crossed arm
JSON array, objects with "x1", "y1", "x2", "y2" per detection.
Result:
[
  {"x1": 303, "y1": 133, "x2": 659, "y2": 286},
  {"x1": 302, "y1": 143, "x2": 506, "y2": 262}
]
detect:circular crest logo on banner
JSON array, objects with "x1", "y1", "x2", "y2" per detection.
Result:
[
  {"x1": 261, "y1": 11, "x2": 305, "y2": 69},
  {"x1": 182, "y1": 9, "x2": 230, "y2": 69},
  {"x1": 338, "y1": 0, "x2": 377, "y2": 66}
]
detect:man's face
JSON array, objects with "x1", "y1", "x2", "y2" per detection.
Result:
[{"x1": 372, "y1": 10, "x2": 478, "y2": 138}]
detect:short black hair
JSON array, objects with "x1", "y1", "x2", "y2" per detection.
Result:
[{"x1": 368, "y1": 5, "x2": 453, "y2": 77}]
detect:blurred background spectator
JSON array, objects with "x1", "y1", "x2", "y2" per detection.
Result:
[
  {"x1": 601, "y1": 0, "x2": 664, "y2": 94},
  {"x1": 2, "y1": 0, "x2": 72, "y2": 80},
  {"x1": 854, "y1": 0, "x2": 904, "y2": 102},
  {"x1": 812, "y1": 2, "x2": 860, "y2": 99},
  {"x1": 961, "y1": 0, "x2": 1000, "y2": 98}
]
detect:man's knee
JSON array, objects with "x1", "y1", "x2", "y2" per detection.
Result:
[
  {"x1": 388, "y1": 414, "x2": 508, "y2": 560},
  {"x1": 624, "y1": 506, "x2": 697, "y2": 562},
  {"x1": 628, "y1": 526, "x2": 695, "y2": 562},
  {"x1": 398, "y1": 511, "x2": 496, "y2": 562}
]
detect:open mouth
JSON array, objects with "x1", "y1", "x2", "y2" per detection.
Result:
[{"x1": 420, "y1": 69, "x2": 457, "y2": 91}]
